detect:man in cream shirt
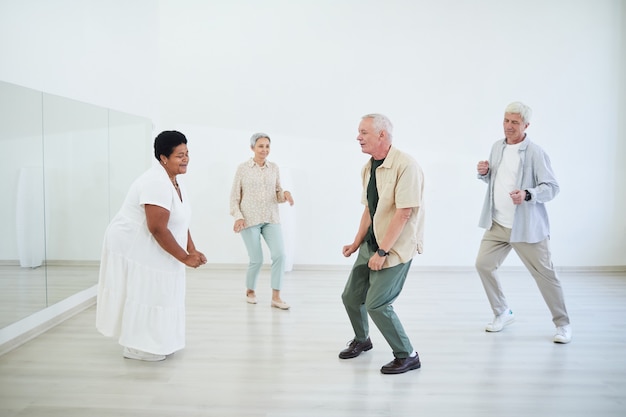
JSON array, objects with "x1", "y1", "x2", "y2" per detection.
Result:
[{"x1": 339, "y1": 113, "x2": 425, "y2": 374}]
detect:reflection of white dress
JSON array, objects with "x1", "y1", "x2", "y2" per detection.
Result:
[{"x1": 96, "y1": 165, "x2": 191, "y2": 355}]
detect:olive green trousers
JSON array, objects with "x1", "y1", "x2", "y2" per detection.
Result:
[{"x1": 341, "y1": 243, "x2": 414, "y2": 358}]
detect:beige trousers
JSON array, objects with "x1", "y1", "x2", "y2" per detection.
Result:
[{"x1": 475, "y1": 222, "x2": 570, "y2": 327}]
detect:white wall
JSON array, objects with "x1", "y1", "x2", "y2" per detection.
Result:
[
  {"x1": 0, "y1": 0, "x2": 158, "y2": 121},
  {"x1": 1, "y1": 0, "x2": 624, "y2": 268}
]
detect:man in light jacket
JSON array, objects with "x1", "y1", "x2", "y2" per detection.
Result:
[{"x1": 475, "y1": 101, "x2": 571, "y2": 344}]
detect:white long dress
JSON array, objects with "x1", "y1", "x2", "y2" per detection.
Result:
[{"x1": 96, "y1": 165, "x2": 191, "y2": 355}]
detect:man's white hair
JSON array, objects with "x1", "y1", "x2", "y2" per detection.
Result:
[
  {"x1": 505, "y1": 102, "x2": 532, "y2": 124},
  {"x1": 362, "y1": 113, "x2": 393, "y2": 142}
]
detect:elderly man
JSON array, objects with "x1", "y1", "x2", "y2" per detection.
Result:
[
  {"x1": 339, "y1": 113, "x2": 425, "y2": 374},
  {"x1": 475, "y1": 101, "x2": 571, "y2": 344}
]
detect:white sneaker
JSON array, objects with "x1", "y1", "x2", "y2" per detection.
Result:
[
  {"x1": 485, "y1": 309, "x2": 515, "y2": 332},
  {"x1": 553, "y1": 325, "x2": 572, "y2": 344},
  {"x1": 123, "y1": 347, "x2": 166, "y2": 362}
]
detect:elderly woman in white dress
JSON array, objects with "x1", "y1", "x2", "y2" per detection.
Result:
[
  {"x1": 96, "y1": 130, "x2": 206, "y2": 361},
  {"x1": 230, "y1": 132, "x2": 294, "y2": 310}
]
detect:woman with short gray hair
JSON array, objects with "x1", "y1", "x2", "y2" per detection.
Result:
[{"x1": 230, "y1": 132, "x2": 294, "y2": 309}]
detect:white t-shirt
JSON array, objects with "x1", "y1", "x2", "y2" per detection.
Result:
[{"x1": 493, "y1": 142, "x2": 521, "y2": 228}]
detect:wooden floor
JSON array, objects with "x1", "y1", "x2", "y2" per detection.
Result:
[{"x1": 0, "y1": 267, "x2": 625, "y2": 417}]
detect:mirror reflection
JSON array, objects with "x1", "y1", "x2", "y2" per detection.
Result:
[{"x1": 0, "y1": 80, "x2": 151, "y2": 329}]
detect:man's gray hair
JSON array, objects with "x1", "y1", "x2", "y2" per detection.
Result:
[
  {"x1": 250, "y1": 132, "x2": 271, "y2": 147},
  {"x1": 504, "y1": 102, "x2": 532, "y2": 124},
  {"x1": 362, "y1": 113, "x2": 393, "y2": 142}
]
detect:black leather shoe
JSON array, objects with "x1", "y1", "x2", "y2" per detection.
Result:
[
  {"x1": 338, "y1": 337, "x2": 373, "y2": 359},
  {"x1": 380, "y1": 354, "x2": 421, "y2": 374}
]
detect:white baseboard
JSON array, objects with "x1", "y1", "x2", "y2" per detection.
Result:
[
  {"x1": 202, "y1": 263, "x2": 626, "y2": 273},
  {"x1": 0, "y1": 285, "x2": 97, "y2": 356}
]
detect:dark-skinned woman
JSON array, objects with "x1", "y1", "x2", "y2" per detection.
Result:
[{"x1": 96, "y1": 130, "x2": 206, "y2": 361}]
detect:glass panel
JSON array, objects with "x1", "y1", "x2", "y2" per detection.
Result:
[
  {"x1": 108, "y1": 110, "x2": 152, "y2": 217},
  {"x1": 0, "y1": 81, "x2": 152, "y2": 331},
  {"x1": 42, "y1": 94, "x2": 110, "y2": 306},
  {"x1": 0, "y1": 81, "x2": 47, "y2": 327}
]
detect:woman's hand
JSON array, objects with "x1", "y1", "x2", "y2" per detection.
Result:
[
  {"x1": 233, "y1": 219, "x2": 246, "y2": 233},
  {"x1": 184, "y1": 250, "x2": 207, "y2": 268},
  {"x1": 284, "y1": 191, "x2": 294, "y2": 206}
]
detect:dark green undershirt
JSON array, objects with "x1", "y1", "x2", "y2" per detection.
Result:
[{"x1": 365, "y1": 158, "x2": 384, "y2": 251}]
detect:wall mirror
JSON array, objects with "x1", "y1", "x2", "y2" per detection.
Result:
[{"x1": 0, "y1": 80, "x2": 151, "y2": 329}]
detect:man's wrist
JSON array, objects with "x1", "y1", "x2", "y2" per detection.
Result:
[{"x1": 524, "y1": 190, "x2": 531, "y2": 201}]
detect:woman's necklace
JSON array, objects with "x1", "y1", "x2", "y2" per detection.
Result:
[{"x1": 170, "y1": 176, "x2": 182, "y2": 202}]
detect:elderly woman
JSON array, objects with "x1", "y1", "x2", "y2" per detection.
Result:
[
  {"x1": 96, "y1": 130, "x2": 206, "y2": 361},
  {"x1": 230, "y1": 132, "x2": 294, "y2": 310}
]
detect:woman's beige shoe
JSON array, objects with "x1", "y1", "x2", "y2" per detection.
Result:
[
  {"x1": 246, "y1": 294, "x2": 257, "y2": 304},
  {"x1": 271, "y1": 300, "x2": 290, "y2": 310}
]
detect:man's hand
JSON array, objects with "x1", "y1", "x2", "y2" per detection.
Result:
[
  {"x1": 509, "y1": 189, "x2": 526, "y2": 205},
  {"x1": 367, "y1": 253, "x2": 386, "y2": 271},
  {"x1": 342, "y1": 243, "x2": 358, "y2": 258},
  {"x1": 477, "y1": 160, "x2": 489, "y2": 175}
]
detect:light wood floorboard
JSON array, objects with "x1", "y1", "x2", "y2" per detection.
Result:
[{"x1": 0, "y1": 267, "x2": 625, "y2": 416}]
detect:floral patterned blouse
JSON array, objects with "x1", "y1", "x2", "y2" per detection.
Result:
[{"x1": 230, "y1": 158, "x2": 287, "y2": 227}]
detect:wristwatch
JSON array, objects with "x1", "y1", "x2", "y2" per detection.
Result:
[
  {"x1": 377, "y1": 249, "x2": 390, "y2": 257},
  {"x1": 524, "y1": 190, "x2": 531, "y2": 201}
]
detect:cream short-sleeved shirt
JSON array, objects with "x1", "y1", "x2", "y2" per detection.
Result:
[{"x1": 361, "y1": 146, "x2": 425, "y2": 267}]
